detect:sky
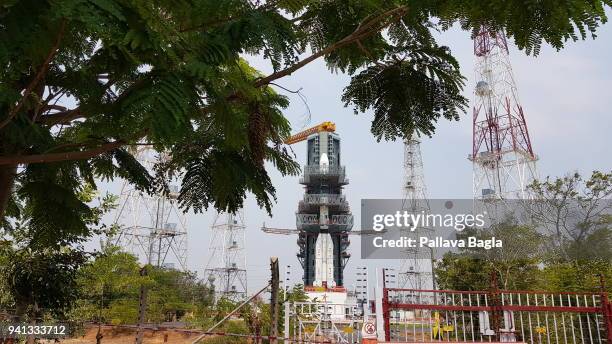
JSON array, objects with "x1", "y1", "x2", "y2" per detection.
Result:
[{"x1": 99, "y1": 22, "x2": 612, "y2": 294}]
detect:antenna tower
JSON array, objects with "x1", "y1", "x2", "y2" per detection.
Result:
[
  {"x1": 204, "y1": 211, "x2": 248, "y2": 302},
  {"x1": 398, "y1": 139, "x2": 433, "y2": 290},
  {"x1": 109, "y1": 148, "x2": 188, "y2": 270},
  {"x1": 469, "y1": 27, "x2": 538, "y2": 201}
]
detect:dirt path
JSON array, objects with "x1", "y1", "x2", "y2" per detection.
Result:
[{"x1": 50, "y1": 325, "x2": 202, "y2": 344}]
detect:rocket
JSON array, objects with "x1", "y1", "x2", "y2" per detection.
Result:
[
  {"x1": 291, "y1": 124, "x2": 352, "y2": 288},
  {"x1": 314, "y1": 152, "x2": 335, "y2": 287}
]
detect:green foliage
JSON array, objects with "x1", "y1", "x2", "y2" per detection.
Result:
[
  {"x1": 537, "y1": 260, "x2": 612, "y2": 293},
  {"x1": 1, "y1": 4, "x2": 611, "y2": 320},
  {"x1": 71, "y1": 245, "x2": 142, "y2": 323},
  {"x1": 202, "y1": 320, "x2": 249, "y2": 344},
  {"x1": 146, "y1": 267, "x2": 213, "y2": 323},
  {"x1": 434, "y1": 0, "x2": 612, "y2": 55},
  {"x1": 2, "y1": 0, "x2": 610, "y2": 235},
  {"x1": 0, "y1": 186, "x2": 115, "y2": 319},
  {"x1": 342, "y1": 45, "x2": 467, "y2": 141},
  {"x1": 437, "y1": 171, "x2": 612, "y2": 292},
  {"x1": 435, "y1": 222, "x2": 542, "y2": 290},
  {"x1": 0, "y1": 247, "x2": 88, "y2": 318},
  {"x1": 279, "y1": 284, "x2": 308, "y2": 336},
  {"x1": 72, "y1": 246, "x2": 214, "y2": 325},
  {"x1": 526, "y1": 171, "x2": 612, "y2": 261}
]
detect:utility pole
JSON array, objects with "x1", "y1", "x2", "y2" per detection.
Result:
[
  {"x1": 135, "y1": 266, "x2": 148, "y2": 344},
  {"x1": 270, "y1": 257, "x2": 280, "y2": 344}
]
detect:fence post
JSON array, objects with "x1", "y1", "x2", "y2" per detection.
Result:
[
  {"x1": 284, "y1": 301, "x2": 290, "y2": 344},
  {"x1": 604, "y1": 298, "x2": 612, "y2": 344},
  {"x1": 270, "y1": 257, "x2": 279, "y2": 344},
  {"x1": 382, "y1": 287, "x2": 390, "y2": 342},
  {"x1": 600, "y1": 275, "x2": 612, "y2": 344},
  {"x1": 135, "y1": 266, "x2": 149, "y2": 344},
  {"x1": 489, "y1": 271, "x2": 502, "y2": 341},
  {"x1": 601, "y1": 291, "x2": 612, "y2": 343}
]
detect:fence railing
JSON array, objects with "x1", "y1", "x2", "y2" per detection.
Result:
[{"x1": 382, "y1": 288, "x2": 612, "y2": 344}]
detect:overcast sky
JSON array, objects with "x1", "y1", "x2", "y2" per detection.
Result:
[{"x1": 100, "y1": 21, "x2": 612, "y2": 293}]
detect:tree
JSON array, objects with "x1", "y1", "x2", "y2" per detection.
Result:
[
  {"x1": 238, "y1": 284, "x2": 308, "y2": 342},
  {"x1": 72, "y1": 245, "x2": 142, "y2": 341},
  {"x1": 525, "y1": 171, "x2": 612, "y2": 293},
  {"x1": 435, "y1": 222, "x2": 542, "y2": 290},
  {"x1": 526, "y1": 171, "x2": 612, "y2": 261},
  {"x1": 73, "y1": 247, "x2": 215, "y2": 329},
  {"x1": 436, "y1": 171, "x2": 612, "y2": 292},
  {"x1": 1, "y1": 0, "x2": 610, "y2": 235},
  {"x1": 278, "y1": 284, "x2": 308, "y2": 338},
  {"x1": 0, "y1": 185, "x2": 115, "y2": 320}
]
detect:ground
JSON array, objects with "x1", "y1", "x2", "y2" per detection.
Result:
[{"x1": 41, "y1": 325, "x2": 202, "y2": 344}]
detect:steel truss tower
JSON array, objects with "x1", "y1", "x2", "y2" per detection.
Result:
[
  {"x1": 204, "y1": 211, "x2": 248, "y2": 302},
  {"x1": 398, "y1": 139, "x2": 434, "y2": 291},
  {"x1": 469, "y1": 27, "x2": 538, "y2": 201},
  {"x1": 109, "y1": 148, "x2": 188, "y2": 270}
]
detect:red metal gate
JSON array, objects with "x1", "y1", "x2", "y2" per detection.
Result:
[{"x1": 382, "y1": 288, "x2": 612, "y2": 344}]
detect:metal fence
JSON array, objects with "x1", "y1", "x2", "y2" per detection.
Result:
[
  {"x1": 285, "y1": 301, "x2": 363, "y2": 344},
  {"x1": 382, "y1": 288, "x2": 612, "y2": 344}
]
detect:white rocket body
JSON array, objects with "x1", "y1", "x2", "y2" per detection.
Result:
[
  {"x1": 314, "y1": 152, "x2": 335, "y2": 287},
  {"x1": 320, "y1": 152, "x2": 329, "y2": 172}
]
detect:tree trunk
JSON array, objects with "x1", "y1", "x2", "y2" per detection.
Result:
[
  {"x1": 0, "y1": 164, "x2": 17, "y2": 220},
  {"x1": 25, "y1": 301, "x2": 38, "y2": 344}
]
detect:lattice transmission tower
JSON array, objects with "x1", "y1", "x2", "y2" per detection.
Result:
[
  {"x1": 109, "y1": 147, "x2": 188, "y2": 270},
  {"x1": 204, "y1": 211, "x2": 248, "y2": 302},
  {"x1": 398, "y1": 138, "x2": 434, "y2": 291},
  {"x1": 469, "y1": 27, "x2": 538, "y2": 201}
]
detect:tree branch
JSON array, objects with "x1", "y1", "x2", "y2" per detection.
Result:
[
  {"x1": 42, "y1": 104, "x2": 68, "y2": 112},
  {"x1": 0, "y1": 19, "x2": 67, "y2": 130},
  {"x1": 254, "y1": 6, "x2": 407, "y2": 87},
  {"x1": 37, "y1": 108, "x2": 86, "y2": 125},
  {"x1": 37, "y1": 77, "x2": 142, "y2": 126},
  {"x1": 0, "y1": 141, "x2": 125, "y2": 165}
]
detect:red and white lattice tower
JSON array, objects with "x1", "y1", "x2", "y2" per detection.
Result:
[{"x1": 469, "y1": 27, "x2": 538, "y2": 201}]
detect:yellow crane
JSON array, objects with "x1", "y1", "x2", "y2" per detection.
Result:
[{"x1": 284, "y1": 121, "x2": 336, "y2": 145}]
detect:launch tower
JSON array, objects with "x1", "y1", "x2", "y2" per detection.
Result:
[{"x1": 293, "y1": 123, "x2": 354, "y2": 288}]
